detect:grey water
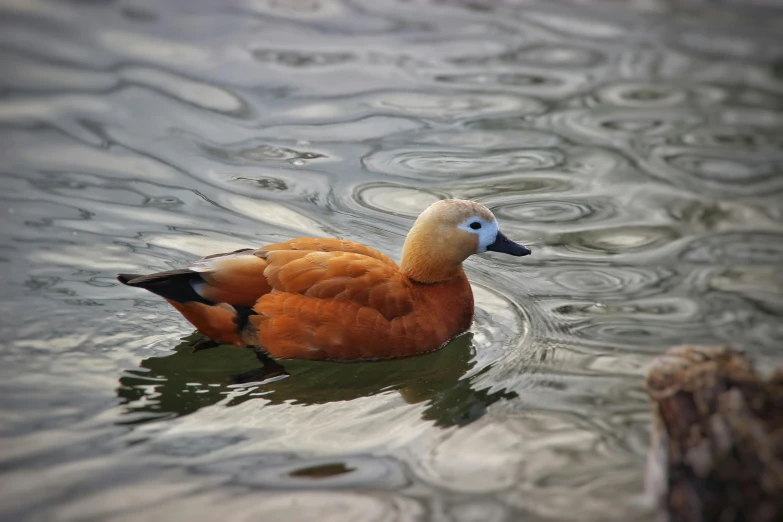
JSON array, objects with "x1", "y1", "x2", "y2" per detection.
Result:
[{"x1": 1, "y1": 0, "x2": 782, "y2": 520}]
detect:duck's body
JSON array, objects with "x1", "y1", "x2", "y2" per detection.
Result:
[{"x1": 118, "y1": 200, "x2": 529, "y2": 362}]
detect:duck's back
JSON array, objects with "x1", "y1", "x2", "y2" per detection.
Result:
[{"x1": 189, "y1": 238, "x2": 396, "y2": 305}]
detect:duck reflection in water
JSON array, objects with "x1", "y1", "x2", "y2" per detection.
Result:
[{"x1": 117, "y1": 332, "x2": 516, "y2": 429}]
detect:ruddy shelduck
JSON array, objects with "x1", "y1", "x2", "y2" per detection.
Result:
[{"x1": 118, "y1": 200, "x2": 530, "y2": 368}]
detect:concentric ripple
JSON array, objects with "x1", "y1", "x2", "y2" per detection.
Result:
[
  {"x1": 547, "y1": 265, "x2": 677, "y2": 299},
  {"x1": 252, "y1": 48, "x2": 355, "y2": 67},
  {"x1": 365, "y1": 91, "x2": 546, "y2": 119},
  {"x1": 569, "y1": 320, "x2": 697, "y2": 349},
  {"x1": 679, "y1": 125, "x2": 783, "y2": 149},
  {"x1": 591, "y1": 82, "x2": 727, "y2": 108},
  {"x1": 558, "y1": 226, "x2": 680, "y2": 256},
  {"x1": 450, "y1": 44, "x2": 604, "y2": 68},
  {"x1": 363, "y1": 147, "x2": 563, "y2": 179},
  {"x1": 408, "y1": 127, "x2": 564, "y2": 149},
  {"x1": 490, "y1": 197, "x2": 616, "y2": 224},
  {"x1": 202, "y1": 142, "x2": 327, "y2": 165},
  {"x1": 434, "y1": 72, "x2": 562, "y2": 88},
  {"x1": 540, "y1": 107, "x2": 704, "y2": 145},
  {"x1": 647, "y1": 146, "x2": 783, "y2": 195},
  {"x1": 354, "y1": 183, "x2": 446, "y2": 218},
  {"x1": 468, "y1": 282, "x2": 530, "y2": 371},
  {"x1": 680, "y1": 232, "x2": 783, "y2": 265},
  {"x1": 509, "y1": 44, "x2": 605, "y2": 67},
  {"x1": 212, "y1": 455, "x2": 408, "y2": 490}
]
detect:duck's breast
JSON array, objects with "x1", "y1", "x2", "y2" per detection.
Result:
[{"x1": 410, "y1": 269, "x2": 474, "y2": 344}]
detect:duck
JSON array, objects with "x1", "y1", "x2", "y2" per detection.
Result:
[{"x1": 117, "y1": 199, "x2": 530, "y2": 368}]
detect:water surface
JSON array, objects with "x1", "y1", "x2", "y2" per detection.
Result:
[{"x1": 1, "y1": 0, "x2": 782, "y2": 520}]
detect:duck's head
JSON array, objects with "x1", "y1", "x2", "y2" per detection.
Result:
[{"x1": 401, "y1": 199, "x2": 530, "y2": 283}]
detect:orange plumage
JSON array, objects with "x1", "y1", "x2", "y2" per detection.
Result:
[{"x1": 118, "y1": 200, "x2": 530, "y2": 364}]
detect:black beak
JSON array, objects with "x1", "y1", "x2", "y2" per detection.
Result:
[{"x1": 486, "y1": 231, "x2": 531, "y2": 256}]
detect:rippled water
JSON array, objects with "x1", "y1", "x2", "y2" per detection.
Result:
[{"x1": 1, "y1": 0, "x2": 782, "y2": 520}]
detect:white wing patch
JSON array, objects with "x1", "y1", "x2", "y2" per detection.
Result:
[
  {"x1": 190, "y1": 279, "x2": 209, "y2": 299},
  {"x1": 187, "y1": 248, "x2": 260, "y2": 299}
]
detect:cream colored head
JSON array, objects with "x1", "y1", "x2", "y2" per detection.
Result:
[{"x1": 400, "y1": 200, "x2": 530, "y2": 283}]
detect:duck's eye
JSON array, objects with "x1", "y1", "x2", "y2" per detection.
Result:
[{"x1": 469, "y1": 222, "x2": 482, "y2": 230}]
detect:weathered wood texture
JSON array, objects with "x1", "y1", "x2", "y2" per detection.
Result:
[{"x1": 645, "y1": 345, "x2": 783, "y2": 522}]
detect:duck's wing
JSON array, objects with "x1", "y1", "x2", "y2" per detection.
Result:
[
  {"x1": 257, "y1": 249, "x2": 414, "y2": 321},
  {"x1": 186, "y1": 239, "x2": 397, "y2": 307},
  {"x1": 248, "y1": 249, "x2": 419, "y2": 360}
]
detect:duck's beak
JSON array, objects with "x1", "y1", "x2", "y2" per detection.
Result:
[{"x1": 486, "y1": 231, "x2": 531, "y2": 256}]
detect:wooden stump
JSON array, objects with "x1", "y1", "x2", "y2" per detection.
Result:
[{"x1": 644, "y1": 345, "x2": 783, "y2": 522}]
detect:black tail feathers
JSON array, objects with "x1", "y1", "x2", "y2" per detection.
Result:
[
  {"x1": 116, "y1": 269, "x2": 212, "y2": 305},
  {"x1": 117, "y1": 274, "x2": 144, "y2": 285}
]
